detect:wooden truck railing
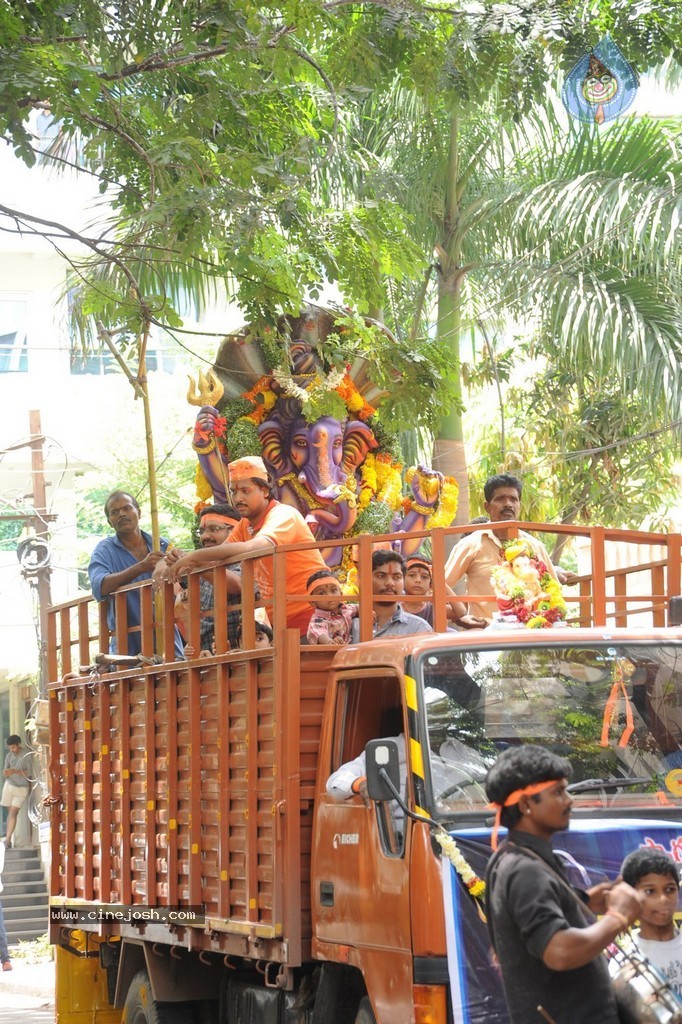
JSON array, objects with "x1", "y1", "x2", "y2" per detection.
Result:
[{"x1": 48, "y1": 524, "x2": 682, "y2": 677}]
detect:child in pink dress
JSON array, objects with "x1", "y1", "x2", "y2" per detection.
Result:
[{"x1": 306, "y1": 570, "x2": 358, "y2": 646}]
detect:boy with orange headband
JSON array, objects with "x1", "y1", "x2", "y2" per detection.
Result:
[{"x1": 485, "y1": 744, "x2": 643, "y2": 1024}]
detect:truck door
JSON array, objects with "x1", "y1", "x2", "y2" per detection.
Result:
[{"x1": 313, "y1": 673, "x2": 414, "y2": 1018}]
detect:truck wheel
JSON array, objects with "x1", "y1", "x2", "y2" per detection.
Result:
[
  {"x1": 354, "y1": 997, "x2": 377, "y2": 1024},
  {"x1": 123, "y1": 970, "x2": 197, "y2": 1024}
]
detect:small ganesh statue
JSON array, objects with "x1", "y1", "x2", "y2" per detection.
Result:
[{"x1": 490, "y1": 541, "x2": 567, "y2": 629}]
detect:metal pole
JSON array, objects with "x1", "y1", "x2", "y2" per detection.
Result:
[{"x1": 29, "y1": 410, "x2": 52, "y2": 695}]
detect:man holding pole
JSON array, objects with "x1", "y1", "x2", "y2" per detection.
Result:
[{"x1": 88, "y1": 490, "x2": 184, "y2": 658}]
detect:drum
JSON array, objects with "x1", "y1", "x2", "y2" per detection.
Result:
[{"x1": 607, "y1": 944, "x2": 682, "y2": 1024}]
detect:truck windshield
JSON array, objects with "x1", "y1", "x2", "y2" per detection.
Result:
[{"x1": 419, "y1": 643, "x2": 682, "y2": 816}]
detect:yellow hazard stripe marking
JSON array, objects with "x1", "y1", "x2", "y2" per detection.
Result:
[
  {"x1": 410, "y1": 737, "x2": 424, "y2": 779},
  {"x1": 405, "y1": 674, "x2": 417, "y2": 711}
]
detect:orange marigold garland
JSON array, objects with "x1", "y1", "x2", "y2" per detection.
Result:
[{"x1": 336, "y1": 373, "x2": 376, "y2": 421}]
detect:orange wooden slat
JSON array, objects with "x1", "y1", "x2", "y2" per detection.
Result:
[
  {"x1": 279, "y1": 629, "x2": 302, "y2": 963},
  {"x1": 212, "y1": 563, "x2": 229, "y2": 654},
  {"x1": 430, "y1": 529, "x2": 448, "y2": 634},
  {"x1": 119, "y1": 677, "x2": 132, "y2": 904},
  {"x1": 218, "y1": 660, "x2": 231, "y2": 918},
  {"x1": 63, "y1": 691, "x2": 76, "y2": 896},
  {"x1": 165, "y1": 670, "x2": 179, "y2": 908},
  {"x1": 114, "y1": 591, "x2": 129, "y2": 655},
  {"x1": 145, "y1": 673, "x2": 157, "y2": 906},
  {"x1": 614, "y1": 573, "x2": 627, "y2": 628},
  {"x1": 357, "y1": 533, "x2": 374, "y2": 642},
  {"x1": 47, "y1": 610, "x2": 59, "y2": 683},
  {"x1": 652, "y1": 565, "x2": 665, "y2": 627},
  {"x1": 78, "y1": 602, "x2": 91, "y2": 669},
  {"x1": 188, "y1": 665, "x2": 202, "y2": 906},
  {"x1": 140, "y1": 586, "x2": 155, "y2": 659},
  {"x1": 98, "y1": 679, "x2": 112, "y2": 903},
  {"x1": 590, "y1": 526, "x2": 607, "y2": 626},
  {"x1": 81, "y1": 684, "x2": 94, "y2": 901},
  {"x1": 60, "y1": 608, "x2": 73, "y2": 676}
]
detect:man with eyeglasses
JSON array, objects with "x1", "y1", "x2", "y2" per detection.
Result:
[
  {"x1": 186, "y1": 503, "x2": 243, "y2": 652},
  {"x1": 349, "y1": 549, "x2": 433, "y2": 642}
]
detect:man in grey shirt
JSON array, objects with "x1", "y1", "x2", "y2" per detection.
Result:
[
  {"x1": 1, "y1": 735, "x2": 30, "y2": 847},
  {"x1": 350, "y1": 549, "x2": 433, "y2": 642}
]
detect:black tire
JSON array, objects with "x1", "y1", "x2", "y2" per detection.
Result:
[
  {"x1": 354, "y1": 996, "x2": 378, "y2": 1024},
  {"x1": 122, "y1": 970, "x2": 198, "y2": 1024}
]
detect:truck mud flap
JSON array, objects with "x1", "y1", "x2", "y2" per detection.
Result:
[{"x1": 223, "y1": 975, "x2": 313, "y2": 1024}]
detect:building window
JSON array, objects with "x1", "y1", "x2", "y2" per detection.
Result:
[
  {"x1": 69, "y1": 347, "x2": 176, "y2": 375},
  {"x1": 0, "y1": 299, "x2": 28, "y2": 373}
]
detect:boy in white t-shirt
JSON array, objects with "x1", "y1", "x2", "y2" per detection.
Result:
[{"x1": 621, "y1": 847, "x2": 682, "y2": 998}]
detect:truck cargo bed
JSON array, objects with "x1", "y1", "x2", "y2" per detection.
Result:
[{"x1": 49, "y1": 636, "x2": 333, "y2": 966}]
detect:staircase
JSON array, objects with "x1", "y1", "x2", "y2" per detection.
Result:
[{"x1": 2, "y1": 847, "x2": 49, "y2": 943}]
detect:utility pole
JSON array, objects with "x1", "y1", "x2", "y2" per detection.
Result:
[{"x1": 29, "y1": 410, "x2": 53, "y2": 694}]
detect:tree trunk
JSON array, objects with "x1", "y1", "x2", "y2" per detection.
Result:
[{"x1": 432, "y1": 111, "x2": 470, "y2": 528}]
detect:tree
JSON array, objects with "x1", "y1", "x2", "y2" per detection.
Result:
[
  {"x1": 2, "y1": 1, "x2": 682, "y2": 527},
  {"x1": 465, "y1": 349, "x2": 681, "y2": 544},
  {"x1": 347, "y1": 91, "x2": 682, "y2": 520}
]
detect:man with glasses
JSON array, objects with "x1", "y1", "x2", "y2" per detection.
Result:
[
  {"x1": 350, "y1": 549, "x2": 433, "y2": 642},
  {"x1": 187, "y1": 503, "x2": 243, "y2": 652},
  {"x1": 155, "y1": 503, "x2": 244, "y2": 653}
]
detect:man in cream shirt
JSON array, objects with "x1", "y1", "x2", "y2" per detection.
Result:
[{"x1": 445, "y1": 474, "x2": 561, "y2": 623}]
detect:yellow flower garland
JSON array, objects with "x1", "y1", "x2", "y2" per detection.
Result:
[
  {"x1": 426, "y1": 476, "x2": 459, "y2": 529},
  {"x1": 195, "y1": 462, "x2": 214, "y2": 501},
  {"x1": 436, "y1": 831, "x2": 486, "y2": 903}
]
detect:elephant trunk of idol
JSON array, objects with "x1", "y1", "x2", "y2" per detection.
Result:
[
  {"x1": 298, "y1": 432, "x2": 358, "y2": 535},
  {"x1": 259, "y1": 416, "x2": 377, "y2": 539}
]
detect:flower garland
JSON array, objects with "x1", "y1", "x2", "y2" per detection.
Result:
[
  {"x1": 426, "y1": 477, "x2": 459, "y2": 529},
  {"x1": 358, "y1": 454, "x2": 378, "y2": 511},
  {"x1": 194, "y1": 463, "x2": 214, "y2": 502},
  {"x1": 374, "y1": 452, "x2": 403, "y2": 510},
  {"x1": 436, "y1": 831, "x2": 486, "y2": 904},
  {"x1": 490, "y1": 540, "x2": 567, "y2": 627},
  {"x1": 242, "y1": 376, "x2": 278, "y2": 425},
  {"x1": 336, "y1": 373, "x2": 376, "y2": 422}
]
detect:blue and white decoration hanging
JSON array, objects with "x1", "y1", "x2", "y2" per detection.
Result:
[{"x1": 562, "y1": 35, "x2": 638, "y2": 125}]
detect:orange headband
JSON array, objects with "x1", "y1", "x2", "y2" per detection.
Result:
[
  {"x1": 307, "y1": 575, "x2": 340, "y2": 596},
  {"x1": 200, "y1": 513, "x2": 237, "y2": 527},
  {"x1": 490, "y1": 779, "x2": 559, "y2": 850}
]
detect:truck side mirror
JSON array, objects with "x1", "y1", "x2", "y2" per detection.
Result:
[
  {"x1": 669, "y1": 596, "x2": 682, "y2": 626},
  {"x1": 365, "y1": 739, "x2": 401, "y2": 802}
]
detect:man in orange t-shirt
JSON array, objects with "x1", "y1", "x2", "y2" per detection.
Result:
[{"x1": 170, "y1": 457, "x2": 327, "y2": 634}]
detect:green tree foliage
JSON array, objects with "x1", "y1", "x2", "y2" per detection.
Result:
[
  {"x1": 466, "y1": 349, "x2": 681, "y2": 536},
  {"x1": 2, "y1": 1, "x2": 682, "y2": 524}
]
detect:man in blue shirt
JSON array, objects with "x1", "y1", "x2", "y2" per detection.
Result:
[
  {"x1": 350, "y1": 549, "x2": 433, "y2": 643},
  {"x1": 88, "y1": 490, "x2": 183, "y2": 659}
]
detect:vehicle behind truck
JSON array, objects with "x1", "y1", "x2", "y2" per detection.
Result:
[{"x1": 46, "y1": 524, "x2": 682, "y2": 1023}]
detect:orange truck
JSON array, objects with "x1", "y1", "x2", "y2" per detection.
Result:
[{"x1": 47, "y1": 525, "x2": 682, "y2": 1023}]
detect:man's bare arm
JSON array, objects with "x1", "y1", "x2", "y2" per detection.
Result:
[{"x1": 542, "y1": 882, "x2": 643, "y2": 971}]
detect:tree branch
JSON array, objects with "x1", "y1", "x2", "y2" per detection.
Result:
[
  {"x1": 79, "y1": 110, "x2": 156, "y2": 203},
  {"x1": 100, "y1": 42, "x2": 234, "y2": 81},
  {"x1": 0, "y1": 203, "x2": 146, "y2": 306},
  {"x1": 290, "y1": 45, "x2": 339, "y2": 152}
]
